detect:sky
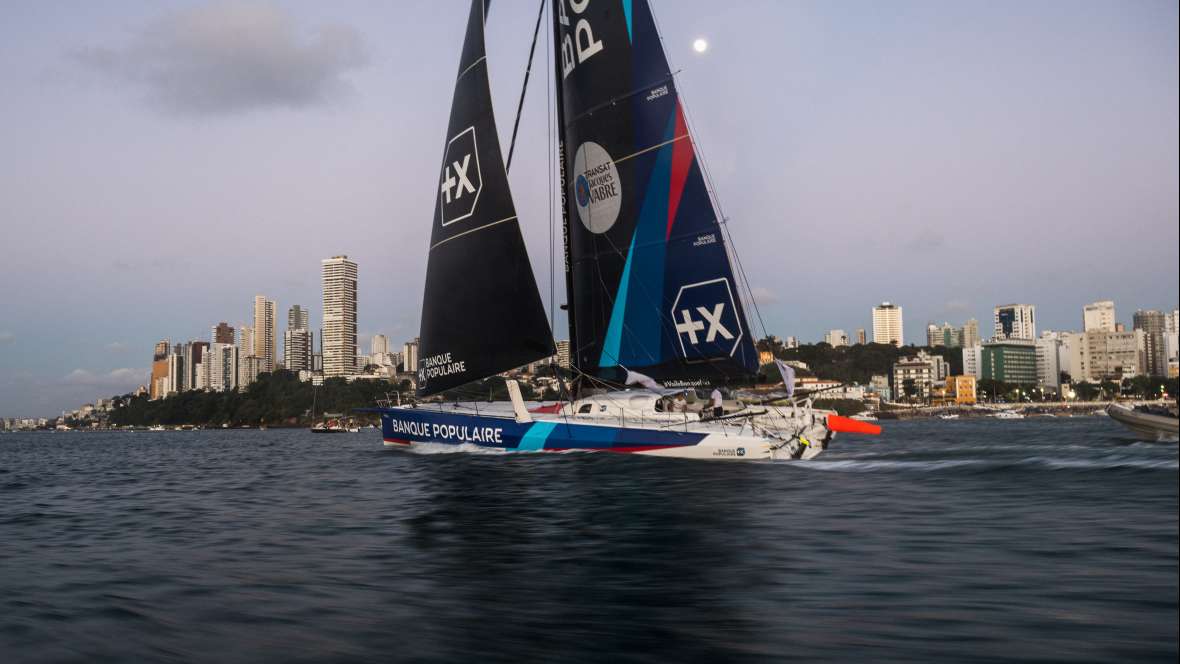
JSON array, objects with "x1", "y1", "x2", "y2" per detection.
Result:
[{"x1": 1, "y1": 0, "x2": 1176, "y2": 417}]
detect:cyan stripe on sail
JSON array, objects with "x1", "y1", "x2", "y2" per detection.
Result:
[
  {"x1": 622, "y1": 0, "x2": 633, "y2": 42},
  {"x1": 599, "y1": 230, "x2": 638, "y2": 368},
  {"x1": 516, "y1": 420, "x2": 557, "y2": 450},
  {"x1": 598, "y1": 110, "x2": 677, "y2": 369}
]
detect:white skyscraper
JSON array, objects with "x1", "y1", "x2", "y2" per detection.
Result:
[
  {"x1": 254, "y1": 295, "x2": 277, "y2": 373},
  {"x1": 872, "y1": 302, "x2": 904, "y2": 347},
  {"x1": 1082, "y1": 300, "x2": 1116, "y2": 333},
  {"x1": 994, "y1": 304, "x2": 1036, "y2": 341},
  {"x1": 322, "y1": 255, "x2": 358, "y2": 377}
]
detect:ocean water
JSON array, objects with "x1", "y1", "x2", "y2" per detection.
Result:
[{"x1": 1, "y1": 418, "x2": 1176, "y2": 663}]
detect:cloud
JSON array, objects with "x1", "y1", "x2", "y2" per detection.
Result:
[
  {"x1": 750, "y1": 287, "x2": 780, "y2": 305},
  {"x1": 905, "y1": 228, "x2": 945, "y2": 252},
  {"x1": 63, "y1": 368, "x2": 147, "y2": 388},
  {"x1": 0, "y1": 332, "x2": 14, "y2": 344},
  {"x1": 75, "y1": 1, "x2": 367, "y2": 115},
  {"x1": 943, "y1": 299, "x2": 971, "y2": 313}
]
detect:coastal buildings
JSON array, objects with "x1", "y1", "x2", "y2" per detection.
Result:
[
  {"x1": 371, "y1": 334, "x2": 389, "y2": 356},
  {"x1": 1133, "y1": 309, "x2": 1168, "y2": 377},
  {"x1": 322, "y1": 256, "x2": 358, "y2": 377},
  {"x1": 213, "y1": 322, "x2": 235, "y2": 345},
  {"x1": 872, "y1": 302, "x2": 904, "y2": 347},
  {"x1": 1071, "y1": 330, "x2": 1141, "y2": 382},
  {"x1": 206, "y1": 342, "x2": 238, "y2": 392},
  {"x1": 253, "y1": 296, "x2": 277, "y2": 373},
  {"x1": 824, "y1": 329, "x2": 848, "y2": 347},
  {"x1": 926, "y1": 322, "x2": 963, "y2": 348},
  {"x1": 891, "y1": 351, "x2": 943, "y2": 400},
  {"x1": 1083, "y1": 301, "x2": 1116, "y2": 332},
  {"x1": 856, "y1": 329, "x2": 866, "y2": 345},
  {"x1": 981, "y1": 340, "x2": 1038, "y2": 385},
  {"x1": 1034, "y1": 336, "x2": 1062, "y2": 392},
  {"x1": 403, "y1": 337, "x2": 420, "y2": 373},
  {"x1": 962, "y1": 344, "x2": 982, "y2": 378},
  {"x1": 994, "y1": 304, "x2": 1036, "y2": 341},
  {"x1": 962, "y1": 319, "x2": 980, "y2": 348},
  {"x1": 284, "y1": 305, "x2": 313, "y2": 373},
  {"x1": 947, "y1": 375, "x2": 977, "y2": 405},
  {"x1": 150, "y1": 339, "x2": 170, "y2": 400},
  {"x1": 555, "y1": 339, "x2": 571, "y2": 369}
]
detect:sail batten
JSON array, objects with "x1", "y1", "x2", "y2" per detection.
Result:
[
  {"x1": 552, "y1": 0, "x2": 758, "y2": 387},
  {"x1": 416, "y1": 0, "x2": 554, "y2": 397}
]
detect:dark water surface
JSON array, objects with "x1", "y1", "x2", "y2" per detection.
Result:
[{"x1": 2, "y1": 418, "x2": 1176, "y2": 663}]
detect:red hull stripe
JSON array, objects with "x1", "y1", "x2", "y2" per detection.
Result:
[{"x1": 383, "y1": 438, "x2": 412, "y2": 446}]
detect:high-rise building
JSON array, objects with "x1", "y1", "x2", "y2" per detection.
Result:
[
  {"x1": 322, "y1": 256, "x2": 358, "y2": 377},
  {"x1": 926, "y1": 322, "x2": 962, "y2": 348},
  {"x1": 1069, "y1": 330, "x2": 1141, "y2": 382},
  {"x1": 962, "y1": 344, "x2": 983, "y2": 378},
  {"x1": 371, "y1": 334, "x2": 389, "y2": 356},
  {"x1": 926, "y1": 324, "x2": 940, "y2": 347},
  {"x1": 962, "y1": 319, "x2": 980, "y2": 348},
  {"x1": 288, "y1": 305, "x2": 309, "y2": 332},
  {"x1": 555, "y1": 339, "x2": 571, "y2": 369},
  {"x1": 994, "y1": 304, "x2": 1036, "y2": 341},
  {"x1": 212, "y1": 322, "x2": 235, "y2": 345},
  {"x1": 206, "y1": 342, "x2": 238, "y2": 392},
  {"x1": 284, "y1": 328, "x2": 312, "y2": 373},
  {"x1": 150, "y1": 339, "x2": 171, "y2": 400},
  {"x1": 824, "y1": 329, "x2": 848, "y2": 347},
  {"x1": 856, "y1": 329, "x2": 866, "y2": 345},
  {"x1": 872, "y1": 302, "x2": 904, "y2": 347},
  {"x1": 1083, "y1": 301, "x2": 1116, "y2": 333},
  {"x1": 981, "y1": 340, "x2": 1038, "y2": 385},
  {"x1": 184, "y1": 341, "x2": 208, "y2": 391},
  {"x1": 1133, "y1": 309, "x2": 1168, "y2": 377},
  {"x1": 254, "y1": 296, "x2": 277, "y2": 373},
  {"x1": 1035, "y1": 336, "x2": 1062, "y2": 392},
  {"x1": 403, "y1": 337, "x2": 420, "y2": 373}
]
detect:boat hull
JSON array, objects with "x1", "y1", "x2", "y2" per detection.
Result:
[
  {"x1": 1106, "y1": 404, "x2": 1179, "y2": 442},
  {"x1": 375, "y1": 406, "x2": 824, "y2": 460}
]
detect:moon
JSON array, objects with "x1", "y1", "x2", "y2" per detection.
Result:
[{"x1": 692, "y1": 38, "x2": 708, "y2": 53}]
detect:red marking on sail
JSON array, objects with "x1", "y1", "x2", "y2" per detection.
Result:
[
  {"x1": 529, "y1": 403, "x2": 564, "y2": 414},
  {"x1": 666, "y1": 103, "x2": 694, "y2": 240}
]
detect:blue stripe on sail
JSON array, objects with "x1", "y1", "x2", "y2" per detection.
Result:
[
  {"x1": 516, "y1": 420, "x2": 557, "y2": 450},
  {"x1": 599, "y1": 230, "x2": 638, "y2": 367},
  {"x1": 622, "y1": 0, "x2": 633, "y2": 42}
]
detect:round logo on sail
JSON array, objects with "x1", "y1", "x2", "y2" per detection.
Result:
[{"x1": 572, "y1": 141, "x2": 621, "y2": 234}]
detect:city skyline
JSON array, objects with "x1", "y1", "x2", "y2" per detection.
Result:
[{"x1": 2, "y1": 0, "x2": 1177, "y2": 416}]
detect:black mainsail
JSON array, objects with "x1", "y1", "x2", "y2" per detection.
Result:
[
  {"x1": 417, "y1": 0, "x2": 554, "y2": 397},
  {"x1": 552, "y1": 0, "x2": 760, "y2": 387}
]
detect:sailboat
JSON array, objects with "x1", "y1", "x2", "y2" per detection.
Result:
[{"x1": 373, "y1": 0, "x2": 879, "y2": 460}]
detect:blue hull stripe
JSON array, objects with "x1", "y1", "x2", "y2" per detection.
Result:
[{"x1": 517, "y1": 421, "x2": 556, "y2": 451}]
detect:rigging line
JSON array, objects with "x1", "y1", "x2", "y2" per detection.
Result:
[
  {"x1": 429, "y1": 216, "x2": 518, "y2": 250},
  {"x1": 646, "y1": 0, "x2": 769, "y2": 347},
  {"x1": 505, "y1": 0, "x2": 546, "y2": 174},
  {"x1": 457, "y1": 55, "x2": 487, "y2": 81}
]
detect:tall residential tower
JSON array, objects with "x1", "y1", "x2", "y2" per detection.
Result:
[{"x1": 322, "y1": 256, "x2": 358, "y2": 377}]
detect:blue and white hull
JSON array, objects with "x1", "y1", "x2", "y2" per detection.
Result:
[{"x1": 375, "y1": 404, "x2": 832, "y2": 461}]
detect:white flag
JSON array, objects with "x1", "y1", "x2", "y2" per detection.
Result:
[
  {"x1": 624, "y1": 369, "x2": 663, "y2": 392},
  {"x1": 775, "y1": 359, "x2": 796, "y2": 397}
]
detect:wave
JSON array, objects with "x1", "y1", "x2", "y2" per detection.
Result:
[{"x1": 800, "y1": 456, "x2": 1178, "y2": 473}]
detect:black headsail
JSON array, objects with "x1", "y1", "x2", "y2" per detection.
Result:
[
  {"x1": 552, "y1": 0, "x2": 759, "y2": 388},
  {"x1": 417, "y1": 0, "x2": 554, "y2": 397}
]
